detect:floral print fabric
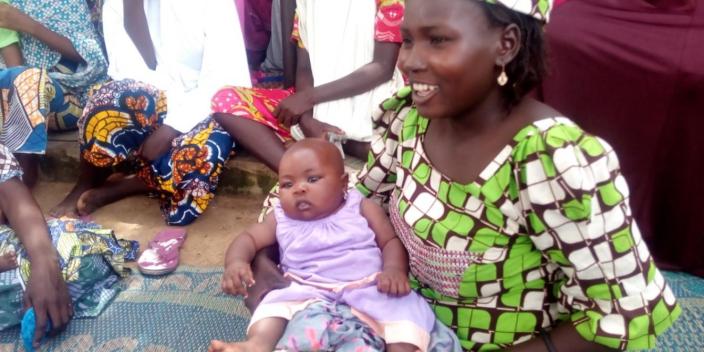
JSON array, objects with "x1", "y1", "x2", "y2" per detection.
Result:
[{"x1": 79, "y1": 80, "x2": 234, "y2": 226}]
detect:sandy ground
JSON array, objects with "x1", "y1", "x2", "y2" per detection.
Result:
[{"x1": 33, "y1": 182, "x2": 265, "y2": 267}]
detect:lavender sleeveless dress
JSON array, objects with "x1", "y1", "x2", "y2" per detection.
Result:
[{"x1": 252, "y1": 189, "x2": 435, "y2": 350}]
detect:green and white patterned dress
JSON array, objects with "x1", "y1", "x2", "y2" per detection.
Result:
[{"x1": 356, "y1": 87, "x2": 680, "y2": 351}]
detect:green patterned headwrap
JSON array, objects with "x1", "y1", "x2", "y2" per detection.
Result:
[{"x1": 488, "y1": 0, "x2": 553, "y2": 22}]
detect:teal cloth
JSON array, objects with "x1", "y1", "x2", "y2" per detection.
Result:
[{"x1": 0, "y1": 218, "x2": 138, "y2": 331}]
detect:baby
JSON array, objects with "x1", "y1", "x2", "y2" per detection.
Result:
[{"x1": 210, "y1": 139, "x2": 435, "y2": 352}]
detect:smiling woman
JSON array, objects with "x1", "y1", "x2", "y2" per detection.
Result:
[{"x1": 355, "y1": 0, "x2": 680, "y2": 351}]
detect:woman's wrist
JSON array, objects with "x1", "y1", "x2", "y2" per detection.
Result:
[{"x1": 11, "y1": 10, "x2": 35, "y2": 35}]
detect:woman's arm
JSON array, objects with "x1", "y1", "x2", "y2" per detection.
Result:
[
  {"x1": 122, "y1": 0, "x2": 156, "y2": 70},
  {"x1": 275, "y1": 41, "x2": 400, "y2": 127},
  {"x1": 0, "y1": 178, "x2": 72, "y2": 348},
  {"x1": 521, "y1": 129, "x2": 680, "y2": 351},
  {"x1": 311, "y1": 41, "x2": 399, "y2": 104},
  {"x1": 281, "y1": 0, "x2": 297, "y2": 88},
  {"x1": 0, "y1": 3, "x2": 83, "y2": 62}
]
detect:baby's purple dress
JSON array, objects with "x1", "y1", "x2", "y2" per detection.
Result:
[{"x1": 253, "y1": 189, "x2": 435, "y2": 350}]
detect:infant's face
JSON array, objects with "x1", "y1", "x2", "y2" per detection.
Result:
[{"x1": 278, "y1": 147, "x2": 346, "y2": 221}]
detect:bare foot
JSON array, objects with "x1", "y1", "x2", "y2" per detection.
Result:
[
  {"x1": 50, "y1": 187, "x2": 85, "y2": 218},
  {"x1": 0, "y1": 252, "x2": 17, "y2": 273},
  {"x1": 208, "y1": 340, "x2": 267, "y2": 352},
  {"x1": 76, "y1": 189, "x2": 101, "y2": 216},
  {"x1": 76, "y1": 176, "x2": 149, "y2": 216}
]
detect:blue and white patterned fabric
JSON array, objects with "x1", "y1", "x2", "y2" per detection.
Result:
[{"x1": 7, "y1": 0, "x2": 108, "y2": 103}]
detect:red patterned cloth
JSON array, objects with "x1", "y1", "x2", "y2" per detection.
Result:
[{"x1": 291, "y1": 0, "x2": 404, "y2": 48}]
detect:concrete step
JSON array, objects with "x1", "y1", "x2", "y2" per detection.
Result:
[{"x1": 40, "y1": 131, "x2": 365, "y2": 196}]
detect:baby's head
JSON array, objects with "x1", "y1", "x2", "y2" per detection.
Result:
[{"x1": 277, "y1": 139, "x2": 349, "y2": 221}]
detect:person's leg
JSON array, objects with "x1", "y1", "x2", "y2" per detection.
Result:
[
  {"x1": 213, "y1": 114, "x2": 286, "y2": 171},
  {"x1": 208, "y1": 317, "x2": 287, "y2": 352},
  {"x1": 51, "y1": 80, "x2": 166, "y2": 217},
  {"x1": 151, "y1": 119, "x2": 233, "y2": 226},
  {"x1": 0, "y1": 67, "x2": 55, "y2": 188},
  {"x1": 14, "y1": 154, "x2": 39, "y2": 189},
  {"x1": 343, "y1": 285, "x2": 435, "y2": 352},
  {"x1": 75, "y1": 175, "x2": 150, "y2": 215},
  {"x1": 211, "y1": 86, "x2": 294, "y2": 172},
  {"x1": 46, "y1": 86, "x2": 82, "y2": 132},
  {"x1": 386, "y1": 343, "x2": 419, "y2": 352}
]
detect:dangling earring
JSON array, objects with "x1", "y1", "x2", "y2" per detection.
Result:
[{"x1": 497, "y1": 64, "x2": 508, "y2": 86}]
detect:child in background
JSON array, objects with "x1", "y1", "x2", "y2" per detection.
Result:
[
  {"x1": 210, "y1": 139, "x2": 435, "y2": 352},
  {"x1": 0, "y1": 0, "x2": 21, "y2": 67}
]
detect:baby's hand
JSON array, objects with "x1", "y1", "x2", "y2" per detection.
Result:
[
  {"x1": 222, "y1": 261, "x2": 255, "y2": 297},
  {"x1": 377, "y1": 268, "x2": 411, "y2": 297}
]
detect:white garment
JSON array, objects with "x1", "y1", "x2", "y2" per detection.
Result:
[
  {"x1": 102, "y1": 0, "x2": 251, "y2": 133},
  {"x1": 296, "y1": 0, "x2": 404, "y2": 142}
]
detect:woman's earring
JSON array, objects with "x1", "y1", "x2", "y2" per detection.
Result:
[{"x1": 497, "y1": 65, "x2": 508, "y2": 86}]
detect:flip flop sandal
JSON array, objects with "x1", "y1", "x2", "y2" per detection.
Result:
[{"x1": 138, "y1": 229, "x2": 187, "y2": 276}]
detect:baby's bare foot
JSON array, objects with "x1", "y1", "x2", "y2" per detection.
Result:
[{"x1": 0, "y1": 252, "x2": 17, "y2": 273}]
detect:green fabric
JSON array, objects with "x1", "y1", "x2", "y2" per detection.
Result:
[{"x1": 356, "y1": 86, "x2": 680, "y2": 350}]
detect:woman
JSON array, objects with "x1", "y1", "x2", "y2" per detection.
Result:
[
  {"x1": 246, "y1": 0, "x2": 681, "y2": 350},
  {"x1": 0, "y1": 143, "x2": 137, "y2": 349},
  {"x1": 51, "y1": 0, "x2": 252, "y2": 226},
  {"x1": 0, "y1": 0, "x2": 108, "y2": 188}
]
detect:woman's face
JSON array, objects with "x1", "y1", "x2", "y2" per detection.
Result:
[{"x1": 399, "y1": 0, "x2": 502, "y2": 120}]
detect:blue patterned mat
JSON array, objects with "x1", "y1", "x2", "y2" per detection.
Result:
[
  {"x1": 0, "y1": 266, "x2": 250, "y2": 351},
  {"x1": 0, "y1": 269, "x2": 700, "y2": 351}
]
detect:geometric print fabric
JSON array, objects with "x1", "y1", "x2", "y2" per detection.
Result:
[{"x1": 356, "y1": 87, "x2": 680, "y2": 351}]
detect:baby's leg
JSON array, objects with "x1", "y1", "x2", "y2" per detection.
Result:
[
  {"x1": 387, "y1": 343, "x2": 419, "y2": 352},
  {"x1": 208, "y1": 317, "x2": 286, "y2": 352},
  {"x1": 0, "y1": 252, "x2": 17, "y2": 272},
  {"x1": 343, "y1": 285, "x2": 435, "y2": 352}
]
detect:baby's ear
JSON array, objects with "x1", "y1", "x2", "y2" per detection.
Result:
[{"x1": 340, "y1": 172, "x2": 349, "y2": 187}]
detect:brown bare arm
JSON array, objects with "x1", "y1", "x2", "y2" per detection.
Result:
[{"x1": 361, "y1": 197, "x2": 411, "y2": 296}]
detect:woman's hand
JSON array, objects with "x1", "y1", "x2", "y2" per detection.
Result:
[
  {"x1": 274, "y1": 90, "x2": 315, "y2": 128},
  {"x1": 0, "y1": 3, "x2": 29, "y2": 32},
  {"x1": 299, "y1": 113, "x2": 344, "y2": 140},
  {"x1": 222, "y1": 261, "x2": 255, "y2": 297},
  {"x1": 377, "y1": 267, "x2": 411, "y2": 297},
  {"x1": 24, "y1": 255, "x2": 72, "y2": 348}
]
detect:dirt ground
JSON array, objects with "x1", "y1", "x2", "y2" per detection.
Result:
[{"x1": 33, "y1": 182, "x2": 265, "y2": 267}]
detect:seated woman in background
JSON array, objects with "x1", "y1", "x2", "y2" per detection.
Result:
[
  {"x1": 0, "y1": 143, "x2": 137, "y2": 350},
  {"x1": 211, "y1": 0, "x2": 406, "y2": 172},
  {"x1": 51, "y1": 0, "x2": 252, "y2": 226},
  {"x1": 0, "y1": 0, "x2": 108, "y2": 188}
]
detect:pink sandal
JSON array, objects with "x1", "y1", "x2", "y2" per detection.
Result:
[{"x1": 137, "y1": 228, "x2": 187, "y2": 275}]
